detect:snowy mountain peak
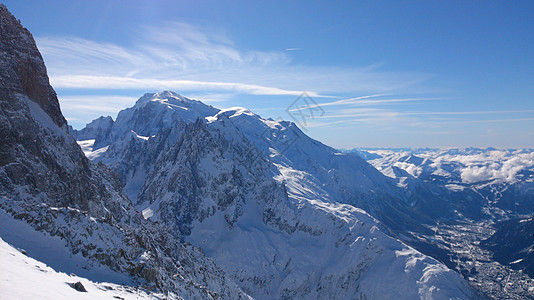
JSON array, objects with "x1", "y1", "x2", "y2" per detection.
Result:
[
  {"x1": 214, "y1": 106, "x2": 291, "y2": 131},
  {"x1": 133, "y1": 90, "x2": 190, "y2": 108},
  {"x1": 218, "y1": 106, "x2": 257, "y2": 118},
  {"x1": 73, "y1": 115, "x2": 114, "y2": 141},
  {"x1": 153, "y1": 89, "x2": 184, "y2": 99},
  {"x1": 135, "y1": 90, "x2": 208, "y2": 109},
  {"x1": 75, "y1": 90, "x2": 483, "y2": 299},
  {"x1": 91, "y1": 115, "x2": 114, "y2": 124},
  {"x1": 76, "y1": 91, "x2": 221, "y2": 149}
]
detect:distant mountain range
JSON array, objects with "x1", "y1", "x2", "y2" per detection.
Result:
[
  {"x1": 348, "y1": 148, "x2": 534, "y2": 217},
  {"x1": 346, "y1": 147, "x2": 534, "y2": 282}
]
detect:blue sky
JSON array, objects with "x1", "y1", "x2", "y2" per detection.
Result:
[{"x1": 4, "y1": 0, "x2": 534, "y2": 148}]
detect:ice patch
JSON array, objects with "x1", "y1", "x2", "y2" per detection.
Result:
[
  {"x1": 131, "y1": 130, "x2": 149, "y2": 141},
  {"x1": 510, "y1": 258, "x2": 523, "y2": 264}
]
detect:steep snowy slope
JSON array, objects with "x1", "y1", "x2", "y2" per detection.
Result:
[
  {"x1": 78, "y1": 91, "x2": 478, "y2": 299},
  {"x1": 0, "y1": 236, "x2": 170, "y2": 299},
  {"x1": 0, "y1": 5, "x2": 247, "y2": 299},
  {"x1": 214, "y1": 108, "x2": 483, "y2": 229}
]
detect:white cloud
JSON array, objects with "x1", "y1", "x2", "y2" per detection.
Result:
[
  {"x1": 368, "y1": 149, "x2": 534, "y2": 184},
  {"x1": 437, "y1": 151, "x2": 534, "y2": 183},
  {"x1": 50, "y1": 75, "x2": 322, "y2": 97},
  {"x1": 36, "y1": 22, "x2": 432, "y2": 96}
]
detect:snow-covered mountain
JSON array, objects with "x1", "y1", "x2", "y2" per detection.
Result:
[
  {"x1": 351, "y1": 148, "x2": 534, "y2": 217},
  {"x1": 76, "y1": 91, "x2": 479, "y2": 299},
  {"x1": 4, "y1": 2, "x2": 532, "y2": 297},
  {"x1": 0, "y1": 5, "x2": 247, "y2": 299}
]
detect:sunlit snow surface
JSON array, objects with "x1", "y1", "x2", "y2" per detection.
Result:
[
  {"x1": 76, "y1": 139, "x2": 109, "y2": 160},
  {"x1": 0, "y1": 237, "x2": 169, "y2": 299}
]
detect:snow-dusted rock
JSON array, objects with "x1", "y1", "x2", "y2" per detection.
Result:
[
  {"x1": 80, "y1": 91, "x2": 478, "y2": 299},
  {"x1": 0, "y1": 5, "x2": 248, "y2": 299}
]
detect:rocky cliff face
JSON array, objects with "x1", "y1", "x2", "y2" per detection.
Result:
[
  {"x1": 0, "y1": 4, "x2": 65, "y2": 128},
  {"x1": 0, "y1": 5, "x2": 247, "y2": 298},
  {"x1": 0, "y1": 4, "x2": 104, "y2": 216}
]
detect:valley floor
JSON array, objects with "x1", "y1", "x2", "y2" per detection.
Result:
[{"x1": 421, "y1": 221, "x2": 534, "y2": 299}]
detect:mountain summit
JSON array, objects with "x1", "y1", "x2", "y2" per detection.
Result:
[{"x1": 77, "y1": 91, "x2": 478, "y2": 299}]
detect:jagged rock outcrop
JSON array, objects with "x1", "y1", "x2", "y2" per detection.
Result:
[
  {"x1": 0, "y1": 4, "x2": 64, "y2": 127},
  {"x1": 0, "y1": 5, "x2": 248, "y2": 298},
  {"x1": 72, "y1": 115, "x2": 114, "y2": 142}
]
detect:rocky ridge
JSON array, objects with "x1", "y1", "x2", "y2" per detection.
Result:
[{"x1": 0, "y1": 4, "x2": 248, "y2": 299}]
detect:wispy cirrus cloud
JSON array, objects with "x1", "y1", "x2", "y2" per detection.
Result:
[
  {"x1": 318, "y1": 108, "x2": 534, "y2": 119},
  {"x1": 36, "y1": 22, "x2": 432, "y2": 97},
  {"x1": 303, "y1": 102, "x2": 534, "y2": 130},
  {"x1": 288, "y1": 94, "x2": 441, "y2": 112},
  {"x1": 50, "y1": 75, "x2": 322, "y2": 97}
]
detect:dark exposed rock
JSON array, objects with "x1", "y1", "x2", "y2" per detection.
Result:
[
  {"x1": 0, "y1": 4, "x2": 65, "y2": 128},
  {"x1": 0, "y1": 3, "x2": 105, "y2": 216},
  {"x1": 136, "y1": 117, "x2": 268, "y2": 236},
  {"x1": 69, "y1": 281, "x2": 88, "y2": 293}
]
